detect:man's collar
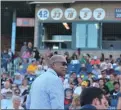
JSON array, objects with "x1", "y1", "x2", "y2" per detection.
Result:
[{"x1": 47, "y1": 68, "x2": 58, "y2": 77}]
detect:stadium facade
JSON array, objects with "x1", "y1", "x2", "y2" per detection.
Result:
[{"x1": 1, "y1": 0, "x2": 121, "y2": 54}]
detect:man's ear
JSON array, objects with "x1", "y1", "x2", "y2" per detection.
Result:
[
  {"x1": 51, "y1": 63, "x2": 56, "y2": 68},
  {"x1": 92, "y1": 98, "x2": 100, "y2": 106}
]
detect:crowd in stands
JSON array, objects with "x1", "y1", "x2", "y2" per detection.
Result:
[{"x1": 1, "y1": 42, "x2": 121, "y2": 109}]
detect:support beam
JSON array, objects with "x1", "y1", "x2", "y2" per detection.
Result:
[{"x1": 11, "y1": 9, "x2": 16, "y2": 54}]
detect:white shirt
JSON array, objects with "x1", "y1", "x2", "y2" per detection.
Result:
[
  {"x1": 7, "y1": 105, "x2": 24, "y2": 109},
  {"x1": 1, "y1": 99, "x2": 12, "y2": 109},
  {"x1": 29, "y1": 68, "x2": 64, "y2": 109},
  {"x1": 71, "y1": 60, "x2": 79, "y2": 64},
  {"x1": 1, "y1": 88, "x2": 12, "y2": 94},
  {"x1": 63, "y1": 79, "x2": 70, "y2": 90}
]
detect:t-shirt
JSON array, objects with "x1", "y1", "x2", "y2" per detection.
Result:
[
  {"x1": 1, "y1": 88, "x2": 12, "y2": 94},
  {"x1": 106, "y1": 81, "x2": 114, "y2": 92},
  {"x1": 27, "y1": 64, "x2": 38, "y2": 74}
]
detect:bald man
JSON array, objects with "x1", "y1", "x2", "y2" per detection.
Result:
[{"x1": 28, "y1": 55, "x2": 67, "y2": 109}]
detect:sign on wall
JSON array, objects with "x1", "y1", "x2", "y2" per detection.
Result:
[
  {"x1": 37, "y1": 8, "x2": 49, "y2": 20},
  {"x1": 93, "y1": 8, "x2": 106, "y2": 20},
  {"x1": 51, "y1": 8, "x2": 63, "y2": 20},
  {"x1": 17, "y1": 18, "x2": 35, "y2": 27},
  {"x1": 115, "y1": 8, "x2": 121, "y2": 18},
  {"x1": 80, "y1": 8, "x2": 92, "y2": 20},
  {"x1": 37, "y1": 8, "x2": 107, "y2": 21}
]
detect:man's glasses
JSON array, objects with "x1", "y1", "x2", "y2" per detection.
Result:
[
  {"x1": 15, "y1": 90, "x2": 20, "y2": 95},
  {"x1": 61, "y1": 62, "x2": 67, "y2": 66},
  {"x1": 54, "y1": 61, "x2": 67, "y2": 66}
]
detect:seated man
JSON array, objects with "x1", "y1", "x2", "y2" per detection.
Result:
[
  {"x1": 27, "y1": 59, "x2": 38, "y2": 75},
  {"x1": 110, "y1": 81, "x2": 121, "y2": 108}
]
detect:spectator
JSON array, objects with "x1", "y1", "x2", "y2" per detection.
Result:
[
  {"x1": 92, "y1": 65, "x2": 101, "y2": 77},
  {"x1": 19, "y1": 78, "x2": 29, "y2": 96},
  {"x1": 71, "y1": 54, "x2": 79, "y2": 64},
  {"x1": 80, "y1": 54, "x2": 87, "y2": 64},
  {"x1": 69, "y1": 94, "x2": 81, "y2": 109},
  {"x1": 21, "y1": 49, "x2": 31, "y2": 59},
  {"x1": 13, "y1": 73, "x2": 23, "y2": 86},
  {"x1": 41, "y1": 59, "x2": 48, "y2": 72},
  {"x1": 20, "y1": 42, "x2": 27, "y2": 57},
  {"x1": 8, "y1": 48, "x2": 14, "y2": 61},
  {"x1": 116, "y1": 54, "x2": 121, "y2": 63},
  {"x1": 27, "y1": 59, "x2": 38, "y2": 75},
  {"x1": 90, "y1": 56, "x2": 100, "y2": 65},
  {"x1": 27, "y1": 42, "x2": 33, "y2": 54},
  {"x1": 86, "y1": 53, "x2": 92, "y2": 63},
  {"x1": 7, "y1": 96, "x2": 23, "y2": 109},
  {"x1": 109, "y1": 55, "x2": 114, "y2": 64},
  {"x1": 1, "y1": 50, "x2": 10, "y2": 71},
  {"x1": 1, "y1": 73, "x2": 8, "y2": 88},
  {"x1": 64, "y1": 51, "x2": 71, "y2": 64},
  {"x1": 110, "y1": 81, "x2": 120, "y2": 108},
  {"x1": 32, "y1": 47, "x2": 40, "y2": 60},
  {"x1": 1, "y1": 91, "x2": 13, "y2": 109},
  {"x1": 35, "y1": 65, "x2": 45, "y2": 76},
  {"x1": 106, "y1": 73, "x2": 115, "y2": 92},
  {"x1": 29, "y1": 55, "x2": 67, "y2": 109},
  {"x1": 98, "y1": 78, "x2": 109, "y2": 96},
  {"x1": 13, "y1": 88, "x2": 21, "y2": 97},
  {"x1": 100, "y1": 53, "x2": 105, "y2": 62},
  {"x1": 80, "y1": 87, "x2": 108, "y2": 109},
  {"x1": 1, "y1": 81, "x2": 12, "y2": 94},
  {"x1": 64, "y1": 88, "x2": 73, "y2": 110},
  {"x1": 18, "y1": 58, "x2": 29, "y2": 75}
]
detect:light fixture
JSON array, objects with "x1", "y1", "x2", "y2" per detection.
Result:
[
  {"x1": 63, "y1": 22, "x2": 70, "y2": 30},
  {"x1": 95, "y1": 23, "x2": 99, "y2": 30}
]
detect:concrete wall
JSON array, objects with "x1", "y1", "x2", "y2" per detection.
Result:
[{"x1": 39, "y1": 49, "x2": 121, "y2": 59}]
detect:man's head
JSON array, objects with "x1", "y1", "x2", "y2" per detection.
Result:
[
  {"x1": 105, "y1": 58, "x2": 109, "y2": 63},
  {"x1": 49, "y1": 55, "x2": 67, "y2": 76},
  {"x1": 28, "y1": 42, "x2": 32, "y2": 48},
  {"x1": 101, "y1": 70, "x2": 107, "y2": 78},
  {"x1": 110, "y1": 73, "x2": 115, "y2": 81},
  {"x1": 113, "y1": 81, "x2": 120, "y2": 91},
  {"x1": 70, "y1": 72, "x2": 77, "y2": 79},
  {"x1": 31, "y1": 59, "x2": 36, "y2": 65},
  {"x1": 14, "y1": 88, "x2": 21, "y2": 96},
  {"x1": 4, "y1": 81, "x2": 11, "y2": 89},
  {"x1": 80, "y1": 87, "x2": 108, "y2": 109},
  {"x1": 99, "y1": 78, "x2": 104, "y2": 86},
  {"x1": 12, "y1": 96, "x2": 21, "y2": 109}
]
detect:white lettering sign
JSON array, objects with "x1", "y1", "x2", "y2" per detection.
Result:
[
  {"x1": 64, "y1": 8, "x2": 77, "y2": 20},
  {"x1": 80, "y1": 8, "x2": 92, "y2": 20},
  {"x1": 51, "y1": 8, "x2": 63, "y2": 20},
  {"x1": 37, "y1": 8, "x2": 49, "y2": 20},
  {"x1": 93, "y1": 8, "x2": 106, "y2": 20}
]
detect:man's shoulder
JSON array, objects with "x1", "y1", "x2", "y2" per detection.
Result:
[
  {"x1": 80, "y1": 104, "x2": 97, "y2": 110},
  {"x1": 34, "y1": 71, "x2": 58, "y2": 83}
]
